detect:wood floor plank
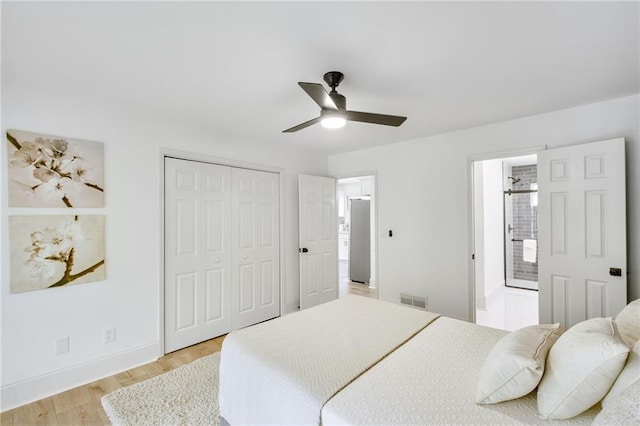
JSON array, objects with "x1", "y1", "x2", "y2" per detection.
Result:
[
  {"x1": 52, "y1": 386, "x2": 90, "y2": 414},
  {"x1": 1, "y1": 409, "x2": 14, "y2": 426},
  {"x1": 95, "y1": 401, "x2": 112, "y2": 425},
  {"x1": 152, "y1": 357, "x2": 175, "y2": 374},
  {"x1": 142, "y1": 360, "x2": 171, "y2": 378},
  {"x1": 10, "y1": 397, "x2": 58, "y2": 425},
  {"x1": 56, "y1": 402, "x2": 104, "y2": 426},
  {"x1": 86, "y1": 376, "x2": 122, "y2": 401},
  {"x1": 113, "y1": 371, "x2": 137, "y2": 388}
]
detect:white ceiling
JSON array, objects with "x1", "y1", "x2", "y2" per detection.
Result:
[{"x1": 2, "y1": 1, "x2": 639, "y2": 156}]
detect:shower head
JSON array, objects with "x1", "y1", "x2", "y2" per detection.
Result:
[{"x1": 508, "y1": 177, "x2": 521, "y2": 184}]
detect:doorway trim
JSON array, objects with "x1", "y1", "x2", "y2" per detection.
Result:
[
  {"x1": 334, "y1": 170, "x2": 379, "y2": 294},
  {"x1": 467, "y1": 146, "x2": 545, "y2": 323},
  {"x1": 159, "y1": 148, "x2": 285, "y2": 356}
]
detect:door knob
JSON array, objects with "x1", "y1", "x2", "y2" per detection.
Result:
[
  {"x1": 609, "y1": 267, "x2": 622, "y2": 277},
  {"x1": 299, "y1": 247, "x2": 309, "y2": 253}
]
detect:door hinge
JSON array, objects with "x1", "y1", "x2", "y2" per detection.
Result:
[{"x1": 472, "y1": 254, "x2": 475, "y2": 260}]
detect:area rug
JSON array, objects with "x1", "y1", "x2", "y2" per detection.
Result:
[{"x1": 101, "y1": 352, "x2": 220, "y2": 426}]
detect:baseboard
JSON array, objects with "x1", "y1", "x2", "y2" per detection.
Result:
[{"x1": 1, "y1": 341, "x2": 160, "y2": 412}]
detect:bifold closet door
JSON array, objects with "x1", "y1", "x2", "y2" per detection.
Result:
[
  {"x1": 232, "y1": 168, "x2": 280, "y2": 329},
  {"x1": 165, "y1": 158, "x2": 232, "y2": 353},
  {"x1": 165, "y1": 159, "x2": 281, "y2": 353}
]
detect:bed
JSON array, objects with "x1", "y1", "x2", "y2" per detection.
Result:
[
  {"x1": 218, "y1": 295, "x2": 439, "y2": 425},
  {"x1": 321, "y1": 316, "x2": 598, "y2": 425},
  {"x1": 218, "y1": 295, "x2": 638, "y2": 425}
]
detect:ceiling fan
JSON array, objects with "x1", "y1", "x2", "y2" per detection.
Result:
[{"x1": 283, "y1": 71, "x2": 407, "y2": 133}]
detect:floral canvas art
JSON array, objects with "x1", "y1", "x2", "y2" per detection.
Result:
[
  {"x1": 9, "y1": 215, "x2": 106, "y2": 293},
  {"x1": 7, "y1": 129, "x2": 104, "y2": 207}
]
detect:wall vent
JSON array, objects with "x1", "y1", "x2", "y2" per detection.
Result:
[{"x1": 400, "y1": 293, "x2": 428, "y2": 310}]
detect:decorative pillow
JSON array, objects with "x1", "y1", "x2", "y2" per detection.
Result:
[
  {"x1": 592, "y1": 379, "x2": 640, "y2": 425},
  {"x1": 475, "y1": 323, "x2": 561, "y2": 404},
  {"x1": 615, "y1": 298, "x2": 640, "y2": 347},
  {"x1": 602, "y1": 340, "x2": 640, "y2": 407},
  {"x1": 537, "y1": 317, "x2": 629, "y2": 420}
]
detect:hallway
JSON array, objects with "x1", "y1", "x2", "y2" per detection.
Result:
[{"x1": 339, "y1": 260, "x2": 377, "y2": 299}]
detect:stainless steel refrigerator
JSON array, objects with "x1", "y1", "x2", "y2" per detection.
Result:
[{"x1": 349, "y1": 198, "x2": 370, "y2": 283}]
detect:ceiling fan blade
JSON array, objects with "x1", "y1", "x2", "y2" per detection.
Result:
[
  {"x1": 346, "y1": 110, "x2": 407, "y2": 127},
  {"x1": 282, "y1": 116, "x2": 322, "y2": 133},
  {"x1": 298, "y1": 82, "x2": 338, "y2": 110}
]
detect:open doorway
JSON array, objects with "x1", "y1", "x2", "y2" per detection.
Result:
[
  {"x1": 473, "y1": 155, "x2": 538, "y2": 331},
  {"x1": 337, "y1": 176, "x2": 378, "y2": 300}
]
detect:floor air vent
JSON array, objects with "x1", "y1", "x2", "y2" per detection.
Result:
[{"x1": 400, "y1": 293, "x2": 428, "y2": 310}]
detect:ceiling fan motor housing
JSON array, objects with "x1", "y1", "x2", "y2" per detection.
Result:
[{"x1": 323, "y1": 71, "x2": 344, "y2": 90}]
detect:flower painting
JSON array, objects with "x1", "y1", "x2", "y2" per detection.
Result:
[
  {"x1": 9, "y1": 215, "x2": 105, "y2": 293},
  {"x1": 7, "y1": 129, "x2": 104, "y2": 207}
]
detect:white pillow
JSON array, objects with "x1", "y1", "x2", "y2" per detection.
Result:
[
  {"x1": 616, "y1": 299, "x2": 640, "y2": 347},
  {"x1": 537, "y1": 317, "x2": 629, "y2": 420},
  {"x1": 592, "y1": 379, "x2": 640, "y2": 425},
  {"x1": 475, "y1": 323, "x2": 561, "y2": 404},
  {"x1": 602, "y1": 340, "x2": 640, "y2": 407}
]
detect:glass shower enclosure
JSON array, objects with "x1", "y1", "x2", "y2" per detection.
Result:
[{"x1": 503, "y1": 164, "x2": 538, "y2": 290}]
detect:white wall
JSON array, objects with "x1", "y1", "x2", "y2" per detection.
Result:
[
  {"x1": 481, "y1": 159, "x2": 506, "y2": 301},
  {"x1": 474, "y1": 159, "x2": 504, "y2": 310},
  {"x1": 328, "y1": 94, "x2": 640, "y2": 321},
  {"x1": 0, "y1": 83, "x2": 327, "y2": 410},
  {"x1": 473, "y1": 163, "x2": 486, "y2": 308}
]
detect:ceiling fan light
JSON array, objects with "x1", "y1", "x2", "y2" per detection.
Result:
[{"x1": 321, "y1": 115, "x2": 346, "y2": 129}]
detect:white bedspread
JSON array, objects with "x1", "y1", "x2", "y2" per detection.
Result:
[
  {"x1": 322, "y1": 316, "x2": 600, "y2": 425},
  {"x1": 218, "y1": 295, "x2": 439, "y2": 425}
]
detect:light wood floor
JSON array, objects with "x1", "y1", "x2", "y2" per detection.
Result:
[
  {"x1": 339, "y1": 260, "x2": 378, "y2": 299},
  {"x1": 1, "y1": 335, "x2": 226, "y2": 426},
  {"x1": 341, "y1": 280, "x2": 378, "y2": 298},
  {"x1": 3, "y1": 277, "x2": 375, "y2": 426}
]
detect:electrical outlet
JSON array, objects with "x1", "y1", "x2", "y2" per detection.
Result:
[
  {"x1": 55, "y1": 337, "x2": 69, "y2": 355},
  {"x1": 104, "y1": 327, "x2": 116, "y2": 344}
]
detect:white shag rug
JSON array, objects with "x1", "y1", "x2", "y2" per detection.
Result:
[{"x1": 101, "y1": 352, "x2": 220, "y2": 426}]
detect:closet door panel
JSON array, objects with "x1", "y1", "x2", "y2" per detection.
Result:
[
  {"x1": 165, "y1": 158, "x2": 232, "y2": 353},
  {"x1": 232, "y1": 168, "x2": 280, "y2": 329},
  {"x1": 204, "y1": 268, "x2": 224, "y2": 322}
]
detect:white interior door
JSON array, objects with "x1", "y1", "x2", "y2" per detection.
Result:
[
  {"x1": 538, "y1": 138, "x2": 627, "y2": 329},
  {"x1": 299, "y1": 174, "x2": 337, "y2": 310},
  {"x1": 164, "y1": 158, "x2": 232, "y2": 353},
  {"x1": 232, "y1": 168, "x2": 280, "y2": 329}
]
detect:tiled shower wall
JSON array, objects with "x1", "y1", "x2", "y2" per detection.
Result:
[{"x1": 511, "y1": 164, "x2": 538, "y2": 282}]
